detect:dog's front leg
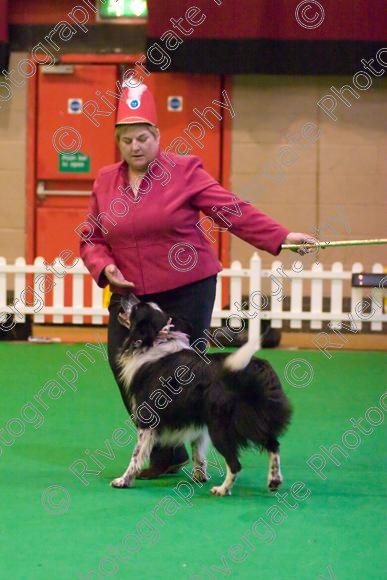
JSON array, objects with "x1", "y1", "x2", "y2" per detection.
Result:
[{"x1": 111, "y1": 429, "x2": 156, "y2": 488}]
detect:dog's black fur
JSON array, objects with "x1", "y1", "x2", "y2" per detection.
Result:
[{"x1": 111, "y1": 300, "x2": 292, "y2": 496}]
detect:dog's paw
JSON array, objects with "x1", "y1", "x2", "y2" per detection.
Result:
[
  {"x1": 210, "y1": 485, "x2": 231, "y2": 497},
  {"x1": 110, "y1": 477, "x2": 131, "y2": 488},
  {"x1": 268, "y1": 477, "x2": 283, "y2": 491},
  {"x1": 192, "y1": 470, "x2": 209, "y2": 483}
]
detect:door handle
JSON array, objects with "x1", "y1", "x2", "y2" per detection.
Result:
[
  {"x1": 41, "y1": 65, "x2": 74, "y2": 74},
  {"x1": 36, "y1": 181, "x2": 91, "y2": 199}
]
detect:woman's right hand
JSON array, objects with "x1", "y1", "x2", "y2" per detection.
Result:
[{"x1": 104, "y1": 264, "x2": 134, "y2": 288}]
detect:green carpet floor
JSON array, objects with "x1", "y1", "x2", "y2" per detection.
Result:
[{"x1": 0, "y1": 343, "x2": 386, "y2": 580}]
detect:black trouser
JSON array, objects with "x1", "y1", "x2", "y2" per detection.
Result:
[{"x1": 107, "y1": 275, "x2": 217, "y2": 467}]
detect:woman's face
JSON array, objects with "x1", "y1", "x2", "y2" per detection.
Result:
[{"x1": 117, "y1": 124, "x2": 160, "y2": 173}]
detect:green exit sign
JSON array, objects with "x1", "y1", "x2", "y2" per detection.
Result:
[{"x1": 99, "y1": 0, "x2": 148, "y2": 19}]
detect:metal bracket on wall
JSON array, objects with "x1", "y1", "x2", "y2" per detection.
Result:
[{"x1": 36, "y1": 181, "x2": 91, "y2": 200}]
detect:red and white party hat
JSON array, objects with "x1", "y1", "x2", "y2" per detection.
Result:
[{"x1": 116, "y1": 82, "x2": 158, "y2": 126}]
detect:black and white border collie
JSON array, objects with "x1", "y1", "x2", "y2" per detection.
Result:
[{"x1": 111, "y1": 296, "x2": 292, "y2": 496}]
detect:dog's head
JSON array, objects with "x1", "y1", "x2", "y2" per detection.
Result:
[{"x1": 119, "y1": 298, "x2": 171, "y2": 352}]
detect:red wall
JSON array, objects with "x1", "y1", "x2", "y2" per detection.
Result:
[
  {"x1": 148, "y1": 0, "x2": 386, "y2": 41},
  {"x1": 0, "y1": 0, "x2": 8, "y2": 40},
  {"x1": 9, "y1": 0, "x2": 97, "y2": 25}
]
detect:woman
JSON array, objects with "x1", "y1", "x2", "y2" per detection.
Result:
[{"x1": 80, "y1": 83, "x2": 317, "y2": 479}]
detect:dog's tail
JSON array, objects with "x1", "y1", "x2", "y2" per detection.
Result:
[{"x1": 223, "y1": 340, "x2": 259, "y2": 372}]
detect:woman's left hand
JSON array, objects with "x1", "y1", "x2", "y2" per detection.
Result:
[{"x1": 284, "y1": 232, "x2": 320, "y2": 255}]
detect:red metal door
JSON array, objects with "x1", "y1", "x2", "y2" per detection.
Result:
[
  {"x1": 36, "y1": 64, "x2": 118, "y2": 260},
  {"x1": 35, "y1": 64, "x2": 119, "y2": 322}
]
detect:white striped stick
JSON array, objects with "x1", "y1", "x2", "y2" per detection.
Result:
[{"x1": 282, "y1": 238, "x2": 387, "y2": 250}]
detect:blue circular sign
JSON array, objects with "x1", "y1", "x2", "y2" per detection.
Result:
[
  {"x1": 169, "y1": 97, "x2": 182, "y2": 110},
  {"x1": 70, "y1": 100, "x2": 82, "y2": 112}
]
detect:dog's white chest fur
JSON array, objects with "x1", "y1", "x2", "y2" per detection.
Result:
[{"x1": 118, "y1": 334, "x2": 191, "y2": 392}]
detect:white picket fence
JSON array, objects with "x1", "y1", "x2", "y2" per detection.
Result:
[{"x1": 0, "y1": 254, "x2": 385, "y2": 346}]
